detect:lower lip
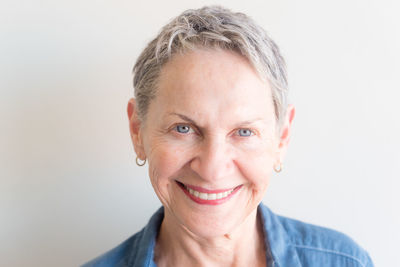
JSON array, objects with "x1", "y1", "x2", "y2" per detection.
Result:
[{"x1": 177, "y1": 182, "x2": 242, "y2": 205}]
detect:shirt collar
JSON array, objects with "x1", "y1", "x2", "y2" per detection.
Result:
[
  {"x1": 258, "y1": 204, "x2": 302, "y2": 267},
  {"x1": 128, "y1": 206, "x2": 164, "y2": 267}
]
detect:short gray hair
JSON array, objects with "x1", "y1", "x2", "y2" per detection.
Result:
[{"x1": 133, "y1": 6, "x2": 288, "y2": 128}]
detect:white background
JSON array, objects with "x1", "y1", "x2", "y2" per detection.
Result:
[{"x1": 1, "y1": 0, "x2": 399, "y2": 266}]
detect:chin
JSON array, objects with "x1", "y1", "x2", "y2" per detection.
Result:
[
  {"x1": 181, "y1": 213, "x2": 242, "y2": 238},
  {"x1": 175, "y1": 200, "x2": 259, "y2": 239}
]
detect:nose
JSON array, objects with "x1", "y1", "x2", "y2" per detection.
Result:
[{"x1": 189, "y1": 137, "x2": 235, "y2": 183}]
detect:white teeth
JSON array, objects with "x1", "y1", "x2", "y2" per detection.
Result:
[
  {"x1": 184, "y1": 185, "x2": 236, "y2": 200},
  {"x1": 199, "y1": 193, "x2": 208, "y2": 200}
]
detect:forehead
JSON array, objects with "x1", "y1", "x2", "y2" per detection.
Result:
[
  {"x1": 151, "y1": 49, "x2": 275, "y2": 124},
  {"x1": 159, "y1": 48, "x2": 261, "y2": 90}
]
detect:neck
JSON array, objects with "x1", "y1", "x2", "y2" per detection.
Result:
[{"x1": 154, "y1": 208, "x2": 266, "y2": 267}]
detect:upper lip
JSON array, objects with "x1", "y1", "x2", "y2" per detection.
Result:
[{"x1": 176, "y1": 181, "x2": 240, "y2": 194}]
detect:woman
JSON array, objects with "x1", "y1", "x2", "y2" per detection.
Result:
[{"x1": 83, "y1": 6, "x2": 373, "y2": 267}]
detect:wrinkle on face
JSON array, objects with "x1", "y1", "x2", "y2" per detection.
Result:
[{"x1": 140, "y1": 48, "x2": 280, "y2": 240}]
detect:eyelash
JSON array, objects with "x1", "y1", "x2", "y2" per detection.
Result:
[{"x1": 172, "y1": 124, "x2": 255, "y2": 137}]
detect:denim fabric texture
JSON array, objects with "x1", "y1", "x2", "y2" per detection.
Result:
[{"x1": 82, "y1": 203, "x2": 373, "y2": 267}]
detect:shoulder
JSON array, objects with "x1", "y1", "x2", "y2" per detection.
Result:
[
  {"x1": 258, "y1": 204, "x2": 373, "y2": 267},
  {"x1": 81, "y1": 230, "x2": 144, "y2": 267},
  {"x1": 277, "y1": 213, "x2": 374, "y2": 267},
  {"x1": 81, "y1": 207, "x2": 164, "y2": 267}
]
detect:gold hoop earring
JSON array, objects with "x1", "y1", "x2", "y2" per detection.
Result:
[
  {"x1": 136, "y1": 156, "x2": 146, "y2": 166},
  {"x1": 274, "y1": 162, "x2": 283, "y2": 173}
]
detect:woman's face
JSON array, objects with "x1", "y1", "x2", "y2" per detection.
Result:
[{"x1": 129, "y1": 49, "x2": 293, "y2": 238}]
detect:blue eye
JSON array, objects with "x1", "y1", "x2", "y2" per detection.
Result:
[
  {"x1": 237, "y1": 128, "x2": 253, "y2": 137},
  {"x1": 176, "y1": 125, "x2": 191, "y2": 134}
]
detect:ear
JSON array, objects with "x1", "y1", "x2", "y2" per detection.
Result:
[
  {"x1": 127, "y1": 98, "x2": 146, "y2": 160},
  {"x1": 276, "y1": 104, "x2": 296, "y2": 162}
]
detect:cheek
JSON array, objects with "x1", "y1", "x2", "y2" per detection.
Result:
[
  {"x1": 237, "y1": 143, "x2": 276, "y2": 191},
  {"x1": 146, "y1": 141, "x2": 190, "y2": 188}
]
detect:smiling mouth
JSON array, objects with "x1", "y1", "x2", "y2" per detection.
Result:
[{"x1": 176, "y1": 181, "x2": 242, "y2": 205}]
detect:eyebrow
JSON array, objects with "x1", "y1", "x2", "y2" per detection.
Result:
[
  {"x1": 169, "y1": 112, "x2": 197, "y2": 124},
  {"x1": 167, "y1": 112, "x2": 266, "y2": 129}
]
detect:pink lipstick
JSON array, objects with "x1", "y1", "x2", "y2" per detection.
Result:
[{"x1": 176, "y1": 181, "x2": 242, "y2": 205}]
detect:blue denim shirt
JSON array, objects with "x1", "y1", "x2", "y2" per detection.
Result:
[{"x1": 82, "y1": 203, "x2": 373, "y2": 267}]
